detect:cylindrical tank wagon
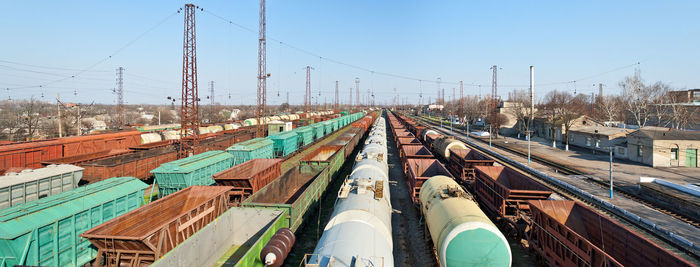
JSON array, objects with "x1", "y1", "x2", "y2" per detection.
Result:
[
  {"x1": 308, "y1": 115, "x2": 393, "y2": 267},
  {"x1": 420, "y1": 175, "x2": 512, "y2": 267}
]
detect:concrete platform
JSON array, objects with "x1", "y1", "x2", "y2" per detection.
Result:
[{"x1": 464, "y1": 134, "x2": 700, "y2": 262}]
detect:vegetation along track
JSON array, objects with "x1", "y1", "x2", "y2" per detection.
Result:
[{"x1": 411, "y1": 114, "x2": 700, "y2": 261}]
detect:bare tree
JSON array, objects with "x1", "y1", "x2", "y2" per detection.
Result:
[
  {"x1": 505, "y1": 90, "x2": 532, "y2": 138},
  {"x1": 620, "y1": 75, "x2": 666, "y2": 127},
  {"x1": 659, "y1": 91, "x2": 697, "y2": 129},
  {"x1": 541, "y1": 90, "x2": 587, "y2": 150},
  {"x1": 597, "y1": 95, "x2": 622, "y2": 122}
]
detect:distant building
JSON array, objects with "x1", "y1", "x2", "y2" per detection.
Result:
[
  {"x1": 669, "y1": 88, "x2": 700, "y2": 103},
  {"x1": 626, "y1": 129, "x2": 700, "y2": 168},
  {"x1": 567, "y1": 126, "x2": 634, "y2": 153}
]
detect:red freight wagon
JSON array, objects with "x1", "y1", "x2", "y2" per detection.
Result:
[
  {"x1": 213, "y1": 158, "x2": 283, "y2": 203},
  {"x1": 80, "y1": 145, "x2": 178, "y2": 183},
  {"x1": 424, "y1": 133, "x2": 441, "y2": 149},
  {"x1": 447, "y1": 147, "x2": 495, "y2": 184},
  {"x1": 82, "y1": 186, "x2": 232, "y2": 266},
  {"x1": 61, "y1": 131, "x2": 142, "y2": 157},
  {"x1": 396, "y1": 137, "x2": 422, "y2": 149},
  {"x1": 399, "y1": 145, "x2": 434, "y2": 174},
  {"x1": 0, "y1": 140, "x2": 64, "y2": 170},
  {"x1": 405, "y1": 158, "x2": 453, "y2": 203},
  {"x1": 528, "y1": 200, "x2": 694, "y2": 267},
  {"x1": 41, "y1": 149, "x2": 132, "y2": 166},
  {"x1": 473, "y1": 166, "x2": 552, "y2": 219}
]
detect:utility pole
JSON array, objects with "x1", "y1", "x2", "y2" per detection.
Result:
[
  {"x1": 209, "y1": 81, "x2": 215, "y2": 105},
  {"x1": 116, "y1": 67, "x2": 124, "y2": 128},
  {"x1": 334, "y1": 80, "x2": 339, "y2": 111},
  {"x1": 77, "y1": 104, "x2": 82, "y2": 136},
  {"x1": 355, "y1": 78, "x2": 360, "y2": 110},
  {"x1": 305, "y1": 66, "x2": 311, "y2": 113},
  {"x1": 348, "y1": 88, "x2": 352, "y2": 110},
  {"x1": 490, "y1": 65, "x2": 500, "y2": 138},
  {"x1": 609, "y1": 147, "x2": 614, "y2": 199},
  {"x1": 459, "y1": 81, "x2": 463, "y2": 124},
  {"x1": 209, "y1": 80, "x2": 215, "y2": 123},
  {"x1": 529, "y1": 66, "x2": 534, "y2": 164},
  {"x1": 56, "y1": 93, "x2": 62, "y2": 138},
  {"x1": 393, "y1": 88, "x2": 397, "y2": 110},
  {"x1": 179, "y1": 4, "x2": 200, "y2": 158},
  {"x1": 256, "y1": 0, "x2": 268, "y2": 137}
]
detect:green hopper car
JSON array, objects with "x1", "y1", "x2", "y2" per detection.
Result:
[
  {"x1": 267, "y1": 131, "x2": 299, "y2": 158},
  {"x1": 226, "y1": 138, "x2": 274, "y2": 166},
  {"x1": 0, "y1": 177, "x2": 148, "y2": 267},
  {"x1": 312, "y1": 124, "x2": 325, "y2": 140},
  {"x1": 151, "y1": 150, "x2": 233, "y2": 196},
  {"x1": 293, "y1": 126, "x2": 315, "y2": 147}
]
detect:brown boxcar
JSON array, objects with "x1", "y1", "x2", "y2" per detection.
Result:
[
  {"x1": 528, "y1": 200, "x2": 694, "y2": 267},
  {"x1": 81, "y1": 186, "x2": 232, "y2": 267},
  {"x1": 0, "y1": 140, "x2": 64, "y2": 170},
  {"x1": 213, "y1": 158, "x2": 282, "y2": 203},
  {"x1": 80, "y1": 145, "x2": 178, "y2": 183},
  {"x1": 405, "y1": 158, "x2": 453, "y2": 203},
  {"x1": 61, "y1": 131, "x2": 142, "y2": 157},
  {"x1": 473, "y1": 166, "x2": 552, "y2": 219},
  {"x1": 447, "y1": 147, "x2": 495, "y2": 184}
]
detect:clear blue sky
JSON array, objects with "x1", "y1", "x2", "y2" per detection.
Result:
[{"x1": 1, "y1": 1, "x2": 699, "y2": 105}]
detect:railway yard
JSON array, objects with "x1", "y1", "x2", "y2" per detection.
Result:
[{"x1": 0, "y1": 109, "x2": 697, "y2": 267}]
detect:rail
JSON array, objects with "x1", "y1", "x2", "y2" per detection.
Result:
[{"x1": 411, "y1": 114, "x2": 700, "y2": 260}]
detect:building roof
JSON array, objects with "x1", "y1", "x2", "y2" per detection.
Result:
[
  {"x1": 568, "y1": 126, "x2": 634, "y2": 137},
  {"x1": 629, "y1": 129, "x2": 700, "y2": 141}
]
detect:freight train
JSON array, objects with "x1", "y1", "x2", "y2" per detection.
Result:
[
  {"x1": 308, "y1": 113, "x2": 394, "y2": 267},
  {"x1": 389, "y1": 111, "x2": 695, "y2": 267},
  {"x1": 0, "y1": 111, "x2": 341, "y2": 174}
]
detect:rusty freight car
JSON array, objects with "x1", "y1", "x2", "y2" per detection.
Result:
[
  {"x1": 473, "y1": 165, "x2": 552, "y2": 220},
  {"x1": 80, "y1": 145, "x2": 178, "y2": 183},
  {"x1": 81, "y1": 186, "x2": 232, "y2": 266},
  {"x1": 405, "y1": 158, "x2": 453, "y2": 203},
  {"x1": 447, "y1": 147, "x2": 495, "y2": 184},
  {"x1": 528, "y1": 200, "x2": 694, "y2": 267},
  {"x1": 213, "y1": 158, "x2": 283, "y2": 203}
]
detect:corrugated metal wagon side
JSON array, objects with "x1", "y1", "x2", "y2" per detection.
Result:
[
  {"x1": 81, "y1": 186, "x2": 232, "y2": 267},
  {"x1": 0, "y1": 164, "x2": 83, "y2": 209},
  {"x1": 213, "y1": 158, "x2": 283, "y2": 204},
  {"x1": 405, "y1": 158, "x2": 453, "y2": 204},
  {"x1": 0, "y1": 177, "x2": 147, "y2": 267},
  {"x1": 473, "y1": 166, "x2": 552, "y2": 219},
  {"x1": 151, "y1": 150, "x2": 233, "y2": 196},
  {"x1": 528, "y1": 200, "x2": 694, "y2": 267},
  {"x1": 447, "y1": 147, "x2": 495, "y2": 185}
]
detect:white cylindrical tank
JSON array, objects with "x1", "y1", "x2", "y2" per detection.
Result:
[
  {"x1": 207, "y1": 125, "x2": 223, "y2": 133},
  {"x1": 310, "y1": 115, "x2": 393, "y2": 267},
  {"x1": 420, "y1": 175, "x2": 511, "y2": 267},
  {"x1": 140, "y1": 133, "x2": 162, "y2": 144},
  {"x1": 162, "y1": 130, "x2": 180, "y2": 140},
  {"x1": 433, "y1": 137, "x2": 467, "y2": 159}
]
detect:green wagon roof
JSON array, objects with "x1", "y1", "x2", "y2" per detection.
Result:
[
  {"x1": 0, "y1": 177, "x2": 148, "y2": 239},
  {"x1": 267, "y1": 131, "x2": 297, "y2": 140},
  {"x1": 226, "y1": 138, "x2": 273, "y2": 152},
  {"x1": 151, "y1": 150, "x2": 232, "y2": 174},
  {"x1": 293, "y1": 126, "x2": 313, "y2": 133}
]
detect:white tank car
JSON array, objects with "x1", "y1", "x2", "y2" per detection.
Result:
[{"x1": 309, "y1": 114, "x2": 393, "y2": 267}]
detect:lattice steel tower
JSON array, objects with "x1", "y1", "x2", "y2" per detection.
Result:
[
  {"x1": 334, "y1": 80, "x2": 339, "y2": 111},
  {"x1": 179, "y1": 4, "x2": 200, "y2": 158},
  {"x1": 490, "y1": 65, "x2": 499, "y2": 137},
  {"x1": 116, "y1": 67, "x2": 124, "y2": 128},
  {"x1": 256, "y1": 0, "x2": 268, "y2": 136},
  {"x1": 305, "y1": 66, "x2": 311, "y2": 113},
  {"x1": 355, "y1": 78, "x2": 360, "y2": 111}
]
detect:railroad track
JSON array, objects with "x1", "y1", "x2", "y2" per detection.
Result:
[
  {"x1": 412, "y1": 115, "x2": 700, "y2": 261},
  {"x1": 416, "y1": 116, "x2": 700, "y2": 228}
]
